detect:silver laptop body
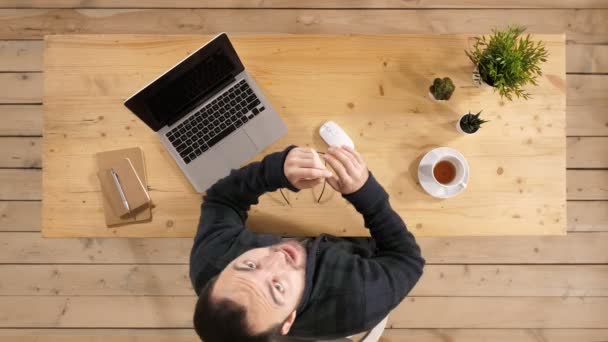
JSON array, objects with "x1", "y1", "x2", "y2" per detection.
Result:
[{"x1": 125, "y1": 33, "x2": 287, "y2": 192}]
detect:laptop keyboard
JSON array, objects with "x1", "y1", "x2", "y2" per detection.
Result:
[{"x1": 165, "y1": 79, "x2": 266, "y2": 164}]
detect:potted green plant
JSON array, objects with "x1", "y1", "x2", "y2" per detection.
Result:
[
  {"x1": 457, "y1": 110, "x2": 488, "y2": 135},
  {"x1": 465, "y1": 25, "x2": 548, "y2": 101},
  {"x1": 429, "y1": 77, "x2": 455, "y2": 101}
]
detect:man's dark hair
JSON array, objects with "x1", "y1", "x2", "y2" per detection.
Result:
[{"x1": 193, "y1": 276, "x2": 282, "y2": 342}]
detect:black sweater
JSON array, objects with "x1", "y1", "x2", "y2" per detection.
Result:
[{"x1": 189, "y1": 146, "x2": 425, "y2": 339}]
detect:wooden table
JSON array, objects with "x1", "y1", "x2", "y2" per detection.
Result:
[{"x1": 43, "y1": 34, "x2": 566, "y2": 237}]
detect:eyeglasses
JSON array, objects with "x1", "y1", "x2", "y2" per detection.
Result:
[{"x1": 279, "y1": 152, "x2": 328, "y2": 207}]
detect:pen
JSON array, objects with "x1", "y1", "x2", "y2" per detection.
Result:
[{"x1": 110, "y1": 168, "x2": 131, "y2": 214}]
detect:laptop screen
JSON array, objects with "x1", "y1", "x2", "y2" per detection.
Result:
[{"x1": 124, "y1": 33, "x2": 245, "y2": 131}]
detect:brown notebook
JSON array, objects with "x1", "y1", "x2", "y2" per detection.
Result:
[
  {"x1": 96, "y1": 147, "x2": 151, "y2": 226},
  {"x1": 98, "y1": 158, "x2": 150, "y2": 217}
]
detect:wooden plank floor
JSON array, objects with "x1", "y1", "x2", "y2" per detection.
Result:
[{"x1": 0, "y1": 1, "x2": 606, "y2": 341}]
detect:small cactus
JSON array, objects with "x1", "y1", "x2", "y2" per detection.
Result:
[
  {"x1": 460, "y1": 110, "x2": 488, "y2": 133},
  {"x1": 429, "y1": 77, "x2": 455, "y2": 100}
]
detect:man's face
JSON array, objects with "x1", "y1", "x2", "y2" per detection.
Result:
[{"x1": 212, "y1": 240, "x2": 307, "y2": 334}]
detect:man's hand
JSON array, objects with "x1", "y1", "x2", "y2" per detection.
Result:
[
  {"x1": 284, "y1": 147, "x2": 333, "y2": 190},
  {"x1": 323, "y1": 146, "x2": 369, "y2": 195}
]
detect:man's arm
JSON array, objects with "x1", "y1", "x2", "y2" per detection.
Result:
[
  {"x1": 193, "y1": 146, "x2": 299, "y2": 246},
  {"x1": 190, "y1": 146, "x2": 333, "y2": 293},
  {"x1": 345, "y1": 174, "x2": 425, "y2": 305},
  {"x1": 324, "y1": 146, "x2": 425, "y2": 316}
]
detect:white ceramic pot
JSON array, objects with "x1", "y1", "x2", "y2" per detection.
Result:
[{"x1": 456, "y1": 114, "x2": 479, "y2": 135}]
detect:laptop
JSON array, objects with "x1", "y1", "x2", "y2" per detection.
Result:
[{"x1": 124, "y1": 33, "x2": 287, "y2": 192}]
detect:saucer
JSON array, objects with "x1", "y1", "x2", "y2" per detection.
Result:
[{"x1": 418, "y1": 147, "x2": 469, "y2": 199}]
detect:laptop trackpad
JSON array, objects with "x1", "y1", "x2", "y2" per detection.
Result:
[{"x1": 217, "y1": 130, "x2": 259, "y2": 169}]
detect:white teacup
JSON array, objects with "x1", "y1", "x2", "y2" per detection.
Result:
[{"x1": 431, "y1": 156, "x2": 467, "y2": 189}]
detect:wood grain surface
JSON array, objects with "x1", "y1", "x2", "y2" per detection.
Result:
[
  {"x1": 0, "y1": 105, "x2": 43, "y2": 136},
  {"x1": 567, "y1": 137, "x2": 608, "y2": 168},
  {"x1": 379, "y1": 329, "x2": 608, "y2": 342},
  {"x1": 1, "y1": 264, "x2": 606, "y2": 296},
  {"x1": 2, "y1": 77, "x2": 603, "y2": 136},
  {"x1": 2, "y1": 39, "x2": 605, "y2": 74},
  {"x1": 3, "y1": 0, "x2": 608, "y2": 8},
  {"x1": 1, "y1": 329, "x2": 608, "y2": 342},
  {"x1": 0, "y1": 169, "x2": 40, "y2": 200},
  {"x1": 0, "y1": 0, "x2": 608, "y2": 342},
  {"x1": 4, "y1": 232, "x2": 607, "y2": 264},
  {"x1": 0, "y1": 330, "x2": 198, "y2": 342},
  {"x1": 0, "y1": 137, "x2": 41, "y2": 168},
  {"x1": 0, "y1": 72, "x2": 41, "y2": 103},
  {"x1": 42, "y1": 34, "x2": 567, "y2": 237},
  {"x1": 567, "y1": 201, "x2": 608, "y2": 232},
  {"x1": 566, "y1": 74, "x2": 608, "y2": 136},
  {"x1": 567, "y1": 170, "x2": 608, "y2": 200},
  {"x1": 4, "y1": 198, "x2": 608, "y2": 232},
  {"x1": 0, "y1": 40, "x2": 43, "y2": 71},
  {"x1": 0, "y1": 3, "x2": 605, "y2": 341},
  {"x1": 567, "y1": 43, "x2": 608, "y2": 74},
  {"x1": 388, "y1": 297, "x2": 608, "y2": 328},
  {"x1": 0, "y1": 9, "x2": 606, "y2": 42},
  {"x1": 1, "y1": 296, "x2": 607, "y2": 328},
  {"x1": 0, "y1": 201, "x2": 41, "y2": 231}
]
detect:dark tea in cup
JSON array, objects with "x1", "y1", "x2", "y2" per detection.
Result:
[{"x1": 433, "y1": 160, "x2": 456, "y2": 185}]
